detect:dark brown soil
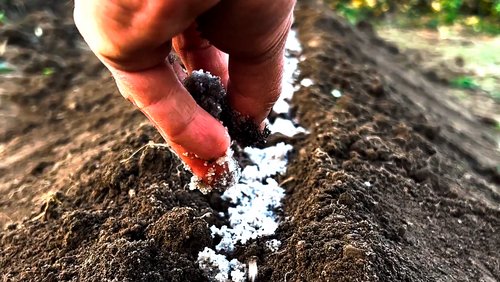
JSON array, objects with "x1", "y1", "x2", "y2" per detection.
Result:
[
  {"x1": 183, "y1": 70, "x2": 269, "y2": 148},
  {"x1": 1, "y1": 0, "x2": 499, "y2": 281}
]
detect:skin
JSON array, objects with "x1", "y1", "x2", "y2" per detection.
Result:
[{"x1": 74, "y1": 0, "x2": 295, "y2": 183}]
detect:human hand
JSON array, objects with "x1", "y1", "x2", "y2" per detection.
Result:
[{"x1": 74, "y1": 0, "x2": 295, "y2": 184}]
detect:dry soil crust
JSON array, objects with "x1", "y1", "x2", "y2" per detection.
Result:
[{"x1": 1, "y1": 0, "x2": 499, "y2": 281}]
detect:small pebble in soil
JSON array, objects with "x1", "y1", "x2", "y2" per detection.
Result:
[
  {"x1": 343, "y1": 244, "x2": 366, "y2": 260},
  {"x1": 300, "y1": 78, "x2": 314, "y2": 87},
  {"x1": 331, "y1": 89, "x2": 342, "y2": 98},
  {"x1": 338, "y1": 192, "x2": 356, "y2": 206},
  {"x1": 248, "y1": 257, "x2": 258, "y2": 282}
]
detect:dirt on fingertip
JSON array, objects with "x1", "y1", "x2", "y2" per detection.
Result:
[{"x1": 1, "y1": 0, "x2": 499, "y2": 281}]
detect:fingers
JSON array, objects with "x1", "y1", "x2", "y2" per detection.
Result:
[
  {"x1": 173, "y1": 24, "x2": 229, "y2": 87},
  {"x1": 227, "y1": 46, "x2": 285, "y2": 124},
  {"x1": 226, "y1": 13, "x2": 292, "y2": 125},
  {"x1": 74, "y1": 0, "x2": 295, "y2": 183},
  {"x1": 111, "y1": 63, "x2": 230, "y2": 161},
  {"x1": 74, "y1": 0, "x2": 230, "y2": 182},
  {"x1": 74, "y1": 0, "x2": 220, "y2": 71},
  {"x1": 197, "y1": 0, "x2": 295, "y2": 125}
]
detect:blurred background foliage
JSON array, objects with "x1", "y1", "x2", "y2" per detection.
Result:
[{"x1": 326, "y1": 0, "x2": 500, "y2": 34}]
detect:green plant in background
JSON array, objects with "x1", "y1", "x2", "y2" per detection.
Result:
[
  {"x1": 328, "y1": 0, "x2": 389, "y2": 24},
  {"x1": 0, "y1": 10, "x2": 6, "y2": 24},
  {"x1": 42, "y1": 67, "x2": 55, "y2": 76},
  {"x1": 325, "y1": 0, "x2": 500, "y2": 34},
  {"x1": 491, "y1": 91, "x2": 500, "y2": 102},
  {"x1": 0, "y1": 61, "x2": 14, "y2": 74},
  {"x1": 440, "y1": 0, "x2": 463, "y2": 24},
  {"x1": 451, "y1": 76, "x2": 479, "y2": 89}
]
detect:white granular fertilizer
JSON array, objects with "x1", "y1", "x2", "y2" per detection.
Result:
[{"x1": 196, "y1": 30, "x2": 305, "y2": 282}]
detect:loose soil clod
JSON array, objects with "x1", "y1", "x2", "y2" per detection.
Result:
[
  {"x1": 183, "y1": 70, "x2": 226, "y2": 121},
  {"x1": 183, "y1": 70, "x2": 270, "y2": 148}
]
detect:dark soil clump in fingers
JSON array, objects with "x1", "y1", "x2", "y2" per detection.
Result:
[{"x1": 183, "y1": 70, "x2": 270, "y2": 148}]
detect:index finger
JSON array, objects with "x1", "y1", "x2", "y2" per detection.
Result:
[
  {"x1": 112, "y1": 63, "x2": 230, "y2": 159},
  {"x1": 112, "y1": 61, "x2": 231, "y2": 183}
]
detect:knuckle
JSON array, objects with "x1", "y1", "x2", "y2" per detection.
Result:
[{"x1": 74, "y1": 1, "x2": 159, "y2": 63}]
